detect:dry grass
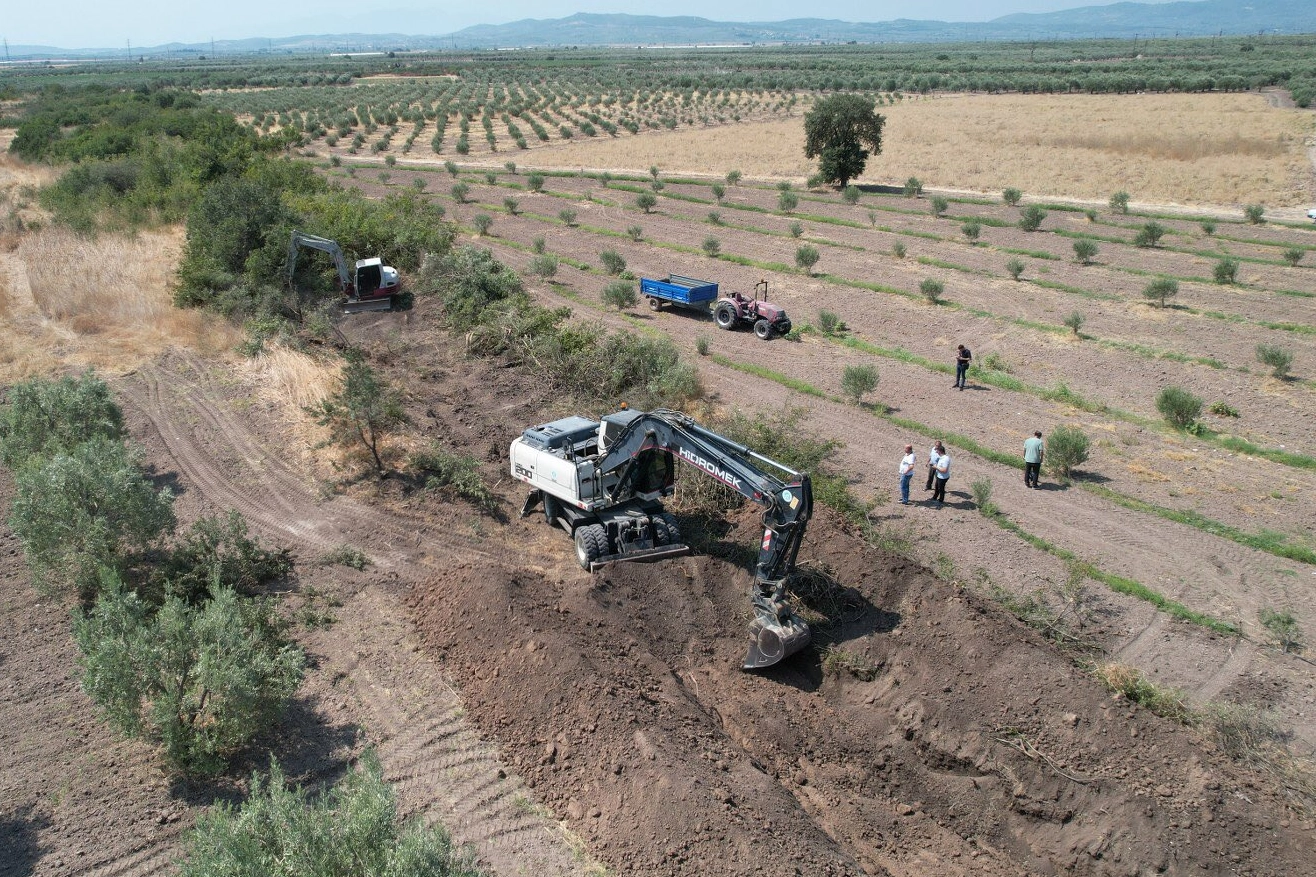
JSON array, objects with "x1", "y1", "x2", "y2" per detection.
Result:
[
  {"x1": 519, "y1": 92, "x2": 1313, "y2": 207},
  {"x1": 0, "y1": 224, "x2": 240, "y2": 382},
  {"x1": 237, "y1": 343, "x2": 340, "y2": 471}
]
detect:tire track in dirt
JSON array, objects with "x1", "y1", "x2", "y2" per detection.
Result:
[{"x1": 111, "y1": 351, "x2": 595, "y2": 877}]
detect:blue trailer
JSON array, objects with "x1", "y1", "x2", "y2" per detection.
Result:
[{"x1": 639, "y1": 275, "x2": 719, "y2": 313}]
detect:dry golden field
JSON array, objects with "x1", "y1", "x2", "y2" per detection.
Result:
[{"x1": 517, "y1": 92, "x2": 1316, "y2": 210}]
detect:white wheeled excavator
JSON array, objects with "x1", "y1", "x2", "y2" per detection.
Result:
[
  {"x1": 510, "y1": 406, "x2": 813, "y2": 670},
  {"x1": 286, "y1": 230, "x2": 400, "y2": 313}
]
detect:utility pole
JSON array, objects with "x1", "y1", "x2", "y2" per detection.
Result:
[{"x1": 3, "y1": 38, "x2": 9, "y2": 63}]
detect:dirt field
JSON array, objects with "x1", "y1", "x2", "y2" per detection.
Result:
[
  {"x1": 4, "y1": 94, "x2": 1316, "y2": 876},
  {"x1": 358, "y1": 92, "x2": 1316, "y2": 211}
]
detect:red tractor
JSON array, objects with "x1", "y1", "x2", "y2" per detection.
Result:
[{"x1": 714, "y1": 280, "x2": 792, "y2": 340}]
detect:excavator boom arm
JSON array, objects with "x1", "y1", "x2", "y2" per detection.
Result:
[{"x1": 287, "y1": 230, "x2": 353, "y2": 294}]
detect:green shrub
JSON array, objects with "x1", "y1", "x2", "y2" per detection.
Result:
[
  {"x1": 1133, "y1": 221, "x2": 1165, "y2": 247},
  {"x1": 920, "y1": 278, "x2": 944, "y2": 304},
  {"x1": 702, "y1": 236, "x2": 721, "y2": 258},
  {"x1": 528, "y1": 254, "x2": 559, "y2": 280},
  {"x1": 319, "y1": 544, "x2": 370, "y2": 570},
  {"x1": 531, "y1": 236, "x2": 546, "y2": 254},
  {"x1": 1282, "y1": 247, "x2": 1304, "y2": 267},
  {"x1": 650, "y1": 179, "x2": 665, "y2": 192},
  {"x1": 930, "y1": 196, "x2": 948, "y2": 217},
  {"x1": 1018, "y1": 205, "x2": 1047, "y2": 232},
  {"x1": 1063, "y1": 311, "x2": 1085, "y2": 336},
  {"x1": 817, "y1": 310, "x2": 846, "y2": 336},
  {"x1": 970, "y1": 476, "x2": 996, "y2": 515},
  {"x1": 1096, "y1": 663, "x2": 1193, "y2": 723},
  {"x1": 707, "y1": 210, "x2": 724, "y2": 226},
  {"x1": 450, "y1": 182, "x2": 470, "y2": 204},
  {"x1": 650, "y1": 165, "x2": 661, "y2": 180},
  {"x1": 1244, "y1": 204, "x2": 1265, "y2": 224},
  {"x1": 695, "y1": 336, "x2": 710, "y2": 356},
  {"x1": 1084, "y1": 208, "x2": 1096, "y2": 221},
  {"x1": 1006, "y1": 258, "x2": 1025, "y2": 280},
  {"x1": 1200, "y1": 219, "x2": 1216, "y2": 235},
  {"x1": 778, "y1": 191, "x2": 799, "y2": 212},
  {"x1": 1073, "y1": 239, "x2": 1099, "y2": 265},
  {"x1": 961, "y1": 220, "x2": 981, "y2": 241},
  {"x1": 635, "y1": 192, "x2": 657, "y2": 213},
  {"x1": 1109, "y1": 191, "x2": 1130, "y2": 214},
  {"x1": 410, "y1": 177, "x2": 426, "y2": 191},
  {"x1": 74, "y1": 575, "x2": 304, "y2": 775},
  {"x1": 502, "y1": 196, "x2": 519, "y2": 215},
  {"x1": 310, "y1": 352, "x2": 408, "y2": 473},
  {"x1": 1209, "y1": 401, "x2": 1240, "y2": 418},
  {"x1": 444, "y1": 160, "x2": 459, "y2": 177},
  {"x1": 10, "y1": 438, "x2": 175, "y2": 601},
  {"x1": 409, "y1": 444, "x2": 499, "y2": 513},
  {"x1": 841, "y1": 185, "x2": 860, "y2": 205},
  {"x1": 725, "y1": 169, "x2": 742, "y2": 186},
  {"x1": 178, "y1": 754, "x2": 481, "y2": 877},
  {"x1": 893, "y1": 242, "x2": 907, "y2": 259},
  {"x1": 795, "y1": 245, "x2": 820, "y2": 273},
  {"x1": 527, "y1": 173, "x2": 545, "y2": 192},
  {"x1": 777, "y1": 180, "x2": 793, "y2": 192},
  {"x1": 413, "y1": 246, "x2": 524, "y2": 333},
  {"x1": 902, "y1": 177, "x2": 922, "y2": 197},
  {"x1": 1002, "y1": 187, "x2": 1022, "y2": 206},
  {"x1": 1213, "y1": 257, "x2": 1239, "y2": 284},
  {"x1": 789, "y1": 221, "x2": 804, "y2": 238},
  {"x1": 504, "y1": 161, "x2": 517, "y2": 174},
  {"x1": 557, "y1": 208, "x2": 577, "y2": 227},
  {"x1": 0, "y1": 371, "x2": 125, "y2": 470},
  {"x1": 471, "y1": 214, "x2": 493, "y2": 236},
  {"x1": 1255, "y1": 343, "x2": 1293, "y2": 379},
  {"x1": 1156, "y1": 386, "x2": 1203, "y2": 430},
  {"x1": 602, "y1": 281, "x2": 639, "y2": 310},
  {"x1": 840, "y1": 365, "x2": 879, "y2": 404},
  {"x1": 483, "y1": 171, "x2": 496, "y2": 185},
  {"x1": 599, "y1": 249, "x2": 626, "y2": 276},
  {"x1": 711, "y1": 183, "x2": 725, "y2": 201},
  {"x1": 1258, "y1": 607, "x2": 1302, "y2": 653},
  {"x1": 1142, "y1": 277, "x2": 1179, "y2": 307},
  {"x1": 156, "y1": 511, "x2": 292, "y2": 604},
  {"x1": 1045, "y1": 426, "x2": 1089, "y2": 481},
  {"x1": 626, "y1": 225, "x2": 643, "y2": 242}
]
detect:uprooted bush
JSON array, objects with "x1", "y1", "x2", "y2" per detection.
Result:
[
  {"x1": 409, "y1": 444, "x2": 500, "y2": 513},
  {"x1": 151, "y1": 510, "x2": 293, "y2": 604},
  {"x1": 412, "y1": 245, "x2": 525, "y2": 333},
  {"x1": 74, "y1": 572, "x2": 304, "y2": 776},
  {"x1": 178, "y1": 754, "x2": 482, "y2": 877}
]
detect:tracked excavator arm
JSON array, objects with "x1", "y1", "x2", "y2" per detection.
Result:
[
  {"x1": 286, "y1": 230, "x2": 353, "y2": 294},
  {"x1": 592, "y1": 409, "x2": 814, "y2": 669}
]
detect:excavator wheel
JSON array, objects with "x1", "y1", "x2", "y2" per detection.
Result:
[
  {"x1": 574, "y1": 524, "x2": 607, "y2": 570},
  {"x1": 753, "y1": 319, "x2": 773, "y2": 340},
  {"x1": 714, "y1": 303, "x2": 738, "y2": 330},
  {"x1": 543, "y1": 494, "x2": 559, "y2": 527},
  {"x1": 658, "y1": 513, "x2": 682, "y2": 546}
]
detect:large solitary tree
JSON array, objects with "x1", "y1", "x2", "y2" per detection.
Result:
[{"x1": 803, "y1": 95, "x2": 886, "y2": 188}]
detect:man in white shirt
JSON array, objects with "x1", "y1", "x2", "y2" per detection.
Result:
[
  {"x1": 898, "y1": 444, "x2": 916, "y2": 505},
  {"x1": 925, "y1": 441, "x2": 943, "y2": 491},
  {"x1": 932, "y1": 448, "x2": 951, "y2": 506}
]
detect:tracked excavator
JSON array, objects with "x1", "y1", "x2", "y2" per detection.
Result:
[
  {"x1": 286, "y1": 230, "x2": 400, "y2": 313},
  {"x1": 511, "y1": 407, "x2": 813, "y2": 669}
]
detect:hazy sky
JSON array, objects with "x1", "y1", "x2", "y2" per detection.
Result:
[{"x1": 5, "y1": 1, "x2": 1175, "y2": 49}]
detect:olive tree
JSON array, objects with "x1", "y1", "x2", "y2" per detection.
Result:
[
  {"x1": 802, "y1": 94, "x2": 885, "y2": 188},
  {"x1": 311, "y1": 351, "x2": 408, "y2": 473}
]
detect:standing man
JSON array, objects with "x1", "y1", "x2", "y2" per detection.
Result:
[
  {"x1": 898, "y1": 444, "x2": 916, "y2": 505},
  {"x1": 1023, "y1": 430, "x2": 1044, "y2": 488},
  {"x1": 925, "y1": 440, "x2": 943, "y2": 491},
  {"x1": 932, "y1": 446, "x2": 951, "y2": 506},
  {"x1": 954, "y1": 344, "x2": 972, "y2": 390}
]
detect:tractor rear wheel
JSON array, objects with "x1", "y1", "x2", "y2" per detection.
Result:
[
  {"x1": 753, "y1": 318, "x2": 773, "y2": 340},
  {"x1": 574, "y1": 524, "x2": 607, "y2": 569},
  {"x1": 714, "y1": 303, "x2": 738, "y2": 330}
]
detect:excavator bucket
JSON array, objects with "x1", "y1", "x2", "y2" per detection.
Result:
[
  {"x1": 342, "y1": 295, "x2": 395, "y2": 314},
  {"x1": 743, "y1": 610, "x2": 811, "y2": 670}
]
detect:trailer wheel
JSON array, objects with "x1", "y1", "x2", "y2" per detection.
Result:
[
  {"x1": 648, "y1": 297, "x2": 663, "y2": 311},
  {"x1": 753, "y1": 318, "x2": 773, "y2": 340},
  {"x1": 574, "y1": 524, "x2": 606, "y2": 569},
  {"x1": 715, "y1": 303, "x2": 738, "y2": 330}
]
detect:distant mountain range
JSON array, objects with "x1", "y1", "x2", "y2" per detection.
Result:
[{"x1": 6, "y1": 0, "x2": 1314, "y2": 60}]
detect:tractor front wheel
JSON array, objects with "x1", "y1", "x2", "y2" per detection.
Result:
[{"x1": 753, "y1": 319, "x2": 773, "y2": 340}]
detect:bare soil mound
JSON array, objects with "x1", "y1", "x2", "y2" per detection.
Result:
[{"x1": 409, "y1": 509, "x2": 1314, "y2": 876}]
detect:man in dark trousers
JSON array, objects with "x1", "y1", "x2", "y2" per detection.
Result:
[
  {"x1": 1024, "y1": 430, "x2": 1044, "y2": 488},
  {"x1": 925, "y1": 440, "x2": 943, "y2": 491},
  {"x1": 954, "y1": 344, "x2": 972, "y2": 389}
]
